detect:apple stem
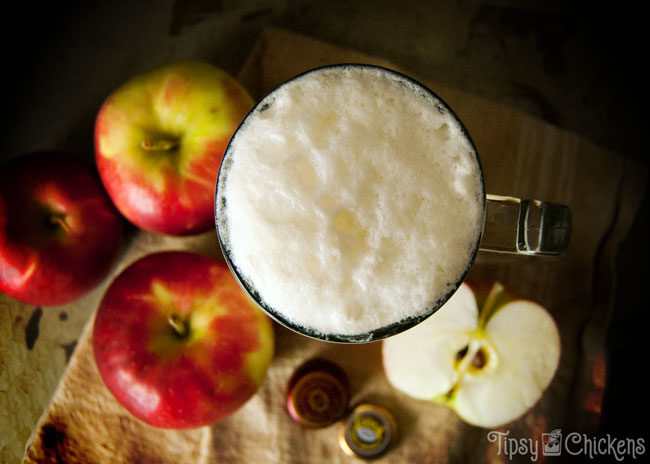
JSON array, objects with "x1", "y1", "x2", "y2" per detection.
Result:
[
  {"x1": 50, "y1": 215, "x2": 71, "y2": 233},
  {"x1": 478, "y1": 281, "x2": 505, "y2": 328},
  {"x1": 141, "y1": 139, "x2": 179, "y2": 152},
  {"x1": 168, "y1": 313, "x2": 190, "y2": 338}
]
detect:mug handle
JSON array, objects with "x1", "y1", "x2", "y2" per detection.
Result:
[{"x1": 479, "y1": 194, "x2": 572, "y2": 256}]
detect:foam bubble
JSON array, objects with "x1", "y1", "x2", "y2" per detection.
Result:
[{"x1": 217, "y1": 66, "x2": 484, "y2": 336}]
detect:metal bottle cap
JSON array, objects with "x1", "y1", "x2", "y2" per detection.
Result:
[
  {"x1": 339, "y1": 403, "x2": 398, "y2": 459},
  {"x1": 286, "y1": 359, "x2": 350, "y2": 427}
]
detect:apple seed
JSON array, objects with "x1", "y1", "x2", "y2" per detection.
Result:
[
  {"x1": 472, "y1": 347, "x2": 487, "y2": 369},
  {"x1": 455, "y1": 345, "x2": 469, "y2": 362},
  {"x1": 455, "y1": 342, "x2": 491, "y2": 371}
]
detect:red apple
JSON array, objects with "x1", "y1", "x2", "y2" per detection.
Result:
[
  {"x1": 94, "y1": 60, "x2": 254, "y2": 235},
  {"x1": 92, "y1": 251, "x2": 275, "y2": 429},
  {"x1": 0, "y1": 151, "x2": 124, "y2": 306}
]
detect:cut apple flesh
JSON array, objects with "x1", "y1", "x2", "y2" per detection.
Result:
[
  {"x1": 382, "y1": 283, "x2": 477, "y2": 401},
  {"x1": 382, "y1": 282, "x2": 560, "y2": 428}
]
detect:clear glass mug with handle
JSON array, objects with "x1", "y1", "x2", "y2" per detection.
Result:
[{"x1": 215, "y1": 64, "x2": 572, "y2": 343}]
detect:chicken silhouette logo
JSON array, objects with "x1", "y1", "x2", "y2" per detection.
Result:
[{"x1": 542, "y1": 429, "x2": 562, "y2": 456}]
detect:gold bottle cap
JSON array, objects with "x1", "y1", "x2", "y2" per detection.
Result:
[
  {"x1": 286, "y1": 359, "x2": 350, "y2": 427},
  {"x1": 339, "y1": 403, "x2": 398, "y2": 459}
]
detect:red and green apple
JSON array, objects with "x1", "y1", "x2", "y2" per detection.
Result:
[
  {"x1": 92, "y1": 251, "x2": 275, "y2": 429},
  {"x1": 0, "y1": 151, "x2": 124, "y2": 306},
  {"x1": 382, "y1": 281, "x2": 561, "y2": 428},
  {"x1": 94, "y1": 61, "x2": 254, "y2": 235}
]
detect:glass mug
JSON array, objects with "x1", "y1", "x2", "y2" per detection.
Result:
[{"x1": 215, "y1": 64, "x2": 571, "y2": 343}]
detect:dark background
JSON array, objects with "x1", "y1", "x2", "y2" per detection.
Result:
[{"x1": 3, "y1": 0, "x2": 648, "y2": 439}]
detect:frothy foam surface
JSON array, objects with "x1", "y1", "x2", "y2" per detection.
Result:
[{"x1": 217, "y1": 66, "x2": 484, "y2": 337}]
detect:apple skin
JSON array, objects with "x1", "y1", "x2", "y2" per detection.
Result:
[
  {"x1": 0, "y1": 151, "x2": 124, "y2": 306},
  {"x1": 94, "y1": 61, "x2": 254, "y2": 235},
  {"x1": 92, "y1": 251, "x2": 275, "y2": 429}
]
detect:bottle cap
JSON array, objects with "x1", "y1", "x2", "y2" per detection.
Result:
[
  {"x1": 339, "y1": 403, "x2": 398, "y2": 459},
  {"x1": 286, "y1": 359, "x2": 350, "y2": 427}
]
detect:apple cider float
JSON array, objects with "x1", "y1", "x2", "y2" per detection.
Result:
[{"x1": 216, "y1": 65, "x2": 485, "y2": 341}]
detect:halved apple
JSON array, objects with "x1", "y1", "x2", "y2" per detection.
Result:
[{"x1": 382, "y1": 281, "x2": 560, "y2": 428}]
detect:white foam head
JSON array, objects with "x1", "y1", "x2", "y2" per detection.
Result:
[{"x1": 216, "y1": 65, "x2": 485, "y2": 340}]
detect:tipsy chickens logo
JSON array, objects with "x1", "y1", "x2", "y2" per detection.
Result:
[
  {"x1": 541, "y1": 429, "x2": 562, "y2": 456},
  {"x1": 488, "y1": 429, "x2": 646, "y2": 461}
]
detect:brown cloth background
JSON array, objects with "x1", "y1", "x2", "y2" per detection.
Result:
[{"x1": 9, "y1": 28, "x2": 645, "y2": 463}]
